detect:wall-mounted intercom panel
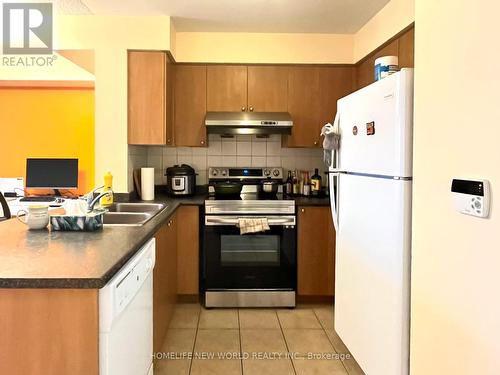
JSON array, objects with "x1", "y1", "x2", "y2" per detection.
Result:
[{"x1": 451, "y1": 179, "x2": 490, "y2": 218}]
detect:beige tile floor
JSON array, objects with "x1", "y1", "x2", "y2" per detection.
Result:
[{"x1": 155, "y1": 303, "x2": 366, "y2": 375}]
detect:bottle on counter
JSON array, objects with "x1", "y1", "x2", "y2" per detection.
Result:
[
  {"x1": 303, "y1": 171, "x2": 311, "y2": 196},
  {"x1": 285, "y1": 170, "x2": 293, "y2": 196},
  {"x1": 292, "y1": 170, "x2": 301, "y2": 196},
  {"x1": 299, "y1": 171, "x2": 305, "y2": 196},
  {"x1": 100, "y1": 171, "x2": 114, "y2": 207},
  {"x1": 311, "y1": 168, "x2": 322, "y2": 196}
]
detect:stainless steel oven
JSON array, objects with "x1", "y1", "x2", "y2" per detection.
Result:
[{"x1": 202, "y1": 168, "x2": 297, "y2": 308}]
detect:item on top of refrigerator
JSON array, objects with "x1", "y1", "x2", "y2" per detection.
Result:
[
  {"x1": 311, "y1": 168, "x2": 322, "y2": 195},
  {"x1": 374, "y1": 56, "x2": 399, "y2": 81}
]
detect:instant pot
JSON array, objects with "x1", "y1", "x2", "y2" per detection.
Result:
[{"x1": 165, "y1": 164, "x2": 196, "y2": 196}]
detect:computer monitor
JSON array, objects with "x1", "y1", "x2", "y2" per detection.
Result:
[{"x1": 26, "y1": 158, "x2": 79, "y2": 191}]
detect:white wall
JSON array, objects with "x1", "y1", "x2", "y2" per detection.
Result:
[
  {"x1": 174, "y1": 32, "x2": 354, "y2": 63},
  {"x1": 353, "y1": 0, "x2": 414, "y2": 61},
  {"x1": 410, "y1": 1, "x2": 500, "y2": 374},
  {"x1": 55, "y1": 16, "x2": 171, "y2": 192}
]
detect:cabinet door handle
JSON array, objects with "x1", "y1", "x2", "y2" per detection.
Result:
[
  {"x1": 200, "y1": 140, "x2": 205, "y2": 145},
  {"x1": 167, "y1": 139, "x2": 171, "y2": 144},
  {"x1": 241, "y1": 106, "x2": 246, "y2": 112},
  {"x1": 314, "y1": 141, "x2": 319, "y2": 146},
  {"x1": 300, "y1": 208, "x2": 305, "y2": 213},
  {"x1": 249, "y1": 106, "x2": 254, "y2": 112}
]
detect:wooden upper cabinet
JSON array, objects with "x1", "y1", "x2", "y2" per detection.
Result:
[
  {"x1": 398, "y1": 27, "x2": 415, "y2": 68},
  {"x1": 207, "y1": 65, "x2": 248, "y2": 112},
  {"x1": 318, "y1": 66, "x2": 355, "y2": 142},
  {"x1": 174, "y1": 65, "x2": 207, "y2": 147},
  {"x1": 247, "y1": 66, "x2": 288, "y2": 112},
  {"x1": 285, "y1": 66, "x2": 321, "y2": 148},
  {"x1": 298, "y1": 206, "x2": 335, "y2": 296},
  {"x1": 128, "y1": 51, "x2": 172, "y2": 145}
]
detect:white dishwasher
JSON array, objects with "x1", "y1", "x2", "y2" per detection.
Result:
[{"x1": 99, "y1": 238, "x2": 156, "y2": 375}]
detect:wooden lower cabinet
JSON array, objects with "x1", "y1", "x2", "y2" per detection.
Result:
[
  {"x1": 176, "y1": 206, "x2": 200, "y2": 295},
  {"x1": 153, "y1": 212, "x2": 177, "y2": 353},
  {"x1": 297, "y1": 206, "x2": 336, "y2": 296},
  {"x1": 0, "y1": 289, "x2": 99, "y2": 375}
]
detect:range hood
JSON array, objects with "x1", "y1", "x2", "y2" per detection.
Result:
[{"x1": 205, "y1": 112, "x2": 293, "y2": 135}]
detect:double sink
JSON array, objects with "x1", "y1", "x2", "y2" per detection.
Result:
[{"x1": 103, "y1": 203, "x2": 166, "y2": 226}]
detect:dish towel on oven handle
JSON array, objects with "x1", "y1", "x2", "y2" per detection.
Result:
[{"x1": 237, "y1": 218, "x2": 271, "y2": 235}]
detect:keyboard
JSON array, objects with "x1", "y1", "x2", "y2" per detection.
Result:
[{"x1": 19, "y1": 196, "x2": 56, "y2": 202}]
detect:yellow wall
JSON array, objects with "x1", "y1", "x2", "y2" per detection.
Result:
[
  {"x1": 411, "y1": 0, "x2": 500, "y2": 374},
  {"x1": 353, "y1": 0, "x2": 414, "y2": 61},
  {"x1": 174, "y1": 32, "x2": 354, "y2": 63},
  {"x1": 0, "y1": 88, "x2": 95, "y2": 195},
  {"x1": 54, "y1": 16, "x2": 172, "y2": 192}
]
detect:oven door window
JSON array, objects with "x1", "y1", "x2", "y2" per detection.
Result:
[{"x1": 221, "y1": 235, "x2": 280, "y2": 267}]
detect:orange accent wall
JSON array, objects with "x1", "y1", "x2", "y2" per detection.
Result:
[{"x1": 0, "y1": 88, "x2": 95, "y2": 195}]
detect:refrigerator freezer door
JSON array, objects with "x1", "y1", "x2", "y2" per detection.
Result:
[
  {"x1": 335, "y1": 173, "x2": 411, "y2": 375},
  {"x1": 337, "y1": 69, "x2": 413, "y2": 178}
]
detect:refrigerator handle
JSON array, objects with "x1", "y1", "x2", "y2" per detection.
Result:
[{"x1": 329, "y1": 172, "x2": 339, "y2": 232}]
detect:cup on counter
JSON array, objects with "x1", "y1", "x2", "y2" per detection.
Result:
[{"x1": 17, "y1": 205, "x2": 49, "y2": 230}]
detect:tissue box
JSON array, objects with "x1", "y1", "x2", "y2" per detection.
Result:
[{"x1": 50, "y1": 210, "x2": 105, "y2": 231}]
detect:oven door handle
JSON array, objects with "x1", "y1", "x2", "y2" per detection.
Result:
[{"x1": 205, "y1": 216, "x2": 296, "y2": 226}]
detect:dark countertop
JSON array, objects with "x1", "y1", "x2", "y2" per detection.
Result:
[
  {"x1": 0, "y1": 193, "x2": 205, "y2": 289},
  {"x1": 293, "y1": 195, "x2": 330, "y2": 206},
  {"x1": 0, "y1": 190, "x2": 328, "y2": 289}
]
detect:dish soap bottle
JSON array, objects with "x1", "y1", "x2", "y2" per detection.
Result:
[{"x1": 100, "y1": 172, "x2": 114, "y2": 207}]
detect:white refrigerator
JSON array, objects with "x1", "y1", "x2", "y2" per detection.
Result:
[{"x1": 329, "y1": 68, "x2": 413, "y2": 375}]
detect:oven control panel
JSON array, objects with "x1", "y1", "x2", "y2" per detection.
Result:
[{"x1": 209, "y1": 167, "x2": 283, "y2": 180}]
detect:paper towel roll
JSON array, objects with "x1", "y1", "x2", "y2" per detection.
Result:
[{"x1": 141, "y1": 168, "x2": 155, "y2": 201}]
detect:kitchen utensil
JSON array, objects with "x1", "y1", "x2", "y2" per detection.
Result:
[
  {"x1": 17, "y1": 205, "x2": 49, "y2": 230},
  {"x1": 166, "y1": 164, "x2": 196, "y2": 196},
  {"x1": 259, "y1": 178, "x2": 280, "y2": 195},
  {"x1": 213, "y1": 181, "x2": 243, "y2": 196}
]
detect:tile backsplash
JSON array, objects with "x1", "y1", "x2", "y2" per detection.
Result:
[{"x1": 128, "y1": 135, "x2": 326, "y2": 188}]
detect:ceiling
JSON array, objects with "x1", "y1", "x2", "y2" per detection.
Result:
[{"x1": 56, "y1": 0, "x2": 390, "y2": 34}]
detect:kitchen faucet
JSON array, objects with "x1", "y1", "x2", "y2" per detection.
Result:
[{"x1": 87, "y1": 191, "x2": 113, "y2": 212}]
